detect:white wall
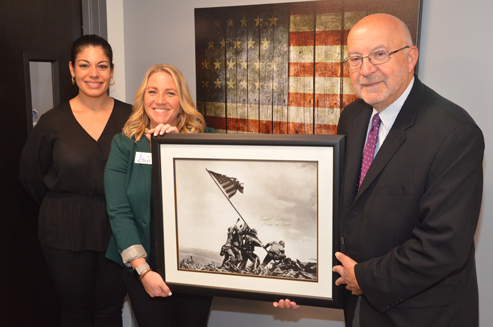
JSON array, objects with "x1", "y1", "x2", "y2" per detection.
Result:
[
  {"x1": 107, "y1": 0, "x2": 127, "y2": 101},
  {"x1": 418, "y1": 2, "x2": 493, "y2": 325},
  {"x1": 108, "y1": 0, "x2": 493, "y2": 326}
]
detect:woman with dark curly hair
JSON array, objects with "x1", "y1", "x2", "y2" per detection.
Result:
[{"x1": 20, "y1": 34, "x2": 133, "y2": 327}]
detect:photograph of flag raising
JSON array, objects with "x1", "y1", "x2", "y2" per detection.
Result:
[{"x1": 173, "y1": 159, "x2": 318, "y2": 280}]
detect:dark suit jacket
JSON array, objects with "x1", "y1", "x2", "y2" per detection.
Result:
[{"x1": 337, "y1": 78, "x2": 484, "y2": 327}]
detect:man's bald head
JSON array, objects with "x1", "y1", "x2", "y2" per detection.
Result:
[
  {"x1": 349, "y1": 14, "x2": 413, "y2": 48},
  {"x1": 345, "y1": 14, "x2": 418, "y2": 112}
]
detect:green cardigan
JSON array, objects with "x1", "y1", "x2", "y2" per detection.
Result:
[{"x1": 105, "y1": 127, "x2": 215, "y2": 269}]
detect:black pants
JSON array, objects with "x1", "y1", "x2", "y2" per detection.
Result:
[
  {"x1": 41, "y1": 243, "x2": 127, "y2": 327},
  {"x1": 123, "y1": 269, "x2": 212, "y2": 327}
]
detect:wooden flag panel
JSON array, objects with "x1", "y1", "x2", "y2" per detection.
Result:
[{"x1": 195, "y1": 0, "x2": 422, "y2": 134}]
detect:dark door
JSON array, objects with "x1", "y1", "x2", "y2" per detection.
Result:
[{"x1": 0, "y1": 1, "x2": 82, "y2": 326}]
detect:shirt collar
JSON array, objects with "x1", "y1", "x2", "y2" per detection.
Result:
[{"x1": 373, "y1": 77, "x2": 415, "y2": 130}]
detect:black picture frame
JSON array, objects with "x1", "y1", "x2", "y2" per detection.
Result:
[{"x1": 152, "y1": 133, "x2": 344, "y2": 308}]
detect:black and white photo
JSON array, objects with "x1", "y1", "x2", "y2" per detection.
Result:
[{"x1": 175, "y1": 160, "x2": 318, "y2": 281}]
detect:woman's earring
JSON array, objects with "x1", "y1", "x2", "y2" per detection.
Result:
[
  {"x1": 110, "y1": 77, "x2": 115, "y2": 86},
  {"x1": 71, "y1": 77, "x2": 75, "y2": 85}
]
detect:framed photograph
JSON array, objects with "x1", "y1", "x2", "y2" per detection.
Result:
[{"x1": 152, "y1": 133, "x2": 344, "y2": 308}]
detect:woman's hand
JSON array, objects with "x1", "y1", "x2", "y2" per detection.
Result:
[
  {"x1": 140, "y1": 271, "x2": 172, "y2": 297},
  {"x1": 273, "y1": 299, "x2": 300, "y2": 309},
  {"x1": 148, "y1": 124, "x2": 179, "y2": 137}
]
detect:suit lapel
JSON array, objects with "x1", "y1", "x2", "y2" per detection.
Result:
[
  {"x1": 353, "y1": 78, "x2": 425, "y2": 203},
  {"x1": 344, "y1": 107, "x2": 372, "y2": 206},
  {"x1": 355, "y1": 124, "x2": 406, "y2": 200}
]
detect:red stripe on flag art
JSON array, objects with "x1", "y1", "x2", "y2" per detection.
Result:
[{"x1": 195, "y1": 2, "x2": 364, "y2": 134}]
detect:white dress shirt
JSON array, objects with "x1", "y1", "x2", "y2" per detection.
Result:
[{"x1": 364, "y1": 77, "x2": 415, "y2": 157}]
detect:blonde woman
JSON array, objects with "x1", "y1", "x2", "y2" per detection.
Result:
[{"x1": 104, "y1": 64, "x2": 214, "y2": 327}]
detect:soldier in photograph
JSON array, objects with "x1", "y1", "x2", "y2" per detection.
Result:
[
  {"x1": 239, "y1": 229, "x2": 264, "y2": 271},
  {"x1": 219, "y1": 223, "x2": 245, "y2": 269},
  {"x1": 219, "y1": 228, "x2": 236, "y2": 268},
  {"x1": 261, "y1": 240, "x2": 286, "y2": 268}
]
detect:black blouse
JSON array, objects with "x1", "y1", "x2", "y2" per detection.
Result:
[{"x1": 19, "y1": 99, "x2": 132, "y2": 251}]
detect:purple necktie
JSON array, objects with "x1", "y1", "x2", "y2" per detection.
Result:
[{"x1": 358, "y1": 113, "x2": 381, "y2": 190}]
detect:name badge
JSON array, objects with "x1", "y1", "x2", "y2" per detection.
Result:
[{"x1": 134, "y1": 152, "x2": 152, "y2": 165}]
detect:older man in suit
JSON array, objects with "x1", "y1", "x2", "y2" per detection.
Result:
[
  {"x1": 332, "y1": 13, "x2": 484, "y2": 326},
  {"x1": 276, "y1": 13, "x2": 484, "y2": 327}
]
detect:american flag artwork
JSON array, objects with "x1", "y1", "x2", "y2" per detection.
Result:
[{"x1": 194, "y1": 0, "x2": 422, "y2": 134}]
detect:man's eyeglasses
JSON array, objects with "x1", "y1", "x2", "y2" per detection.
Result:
[{"x1": 343, "y1": 46, "x2": 410, "y2": 69}]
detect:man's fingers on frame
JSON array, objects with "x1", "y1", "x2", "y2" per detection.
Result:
[{"x1": 335, "y1": 277, "x2": 347, "y2": 286}]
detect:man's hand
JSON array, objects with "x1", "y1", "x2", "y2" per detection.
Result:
[
  {"x1": 273, "y1": 299, "x2": 300, "y2": 309},
  {"x1": 332, "y1": 252, "x2": 363, "y2": 295}
]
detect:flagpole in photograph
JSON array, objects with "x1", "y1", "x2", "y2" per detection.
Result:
[
  {"x1": 206, "y1": 168, "x2": 268, "y2": 252},
  {"x1": 206, "y1": 168, "x2": 248, "y2": 226}
]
